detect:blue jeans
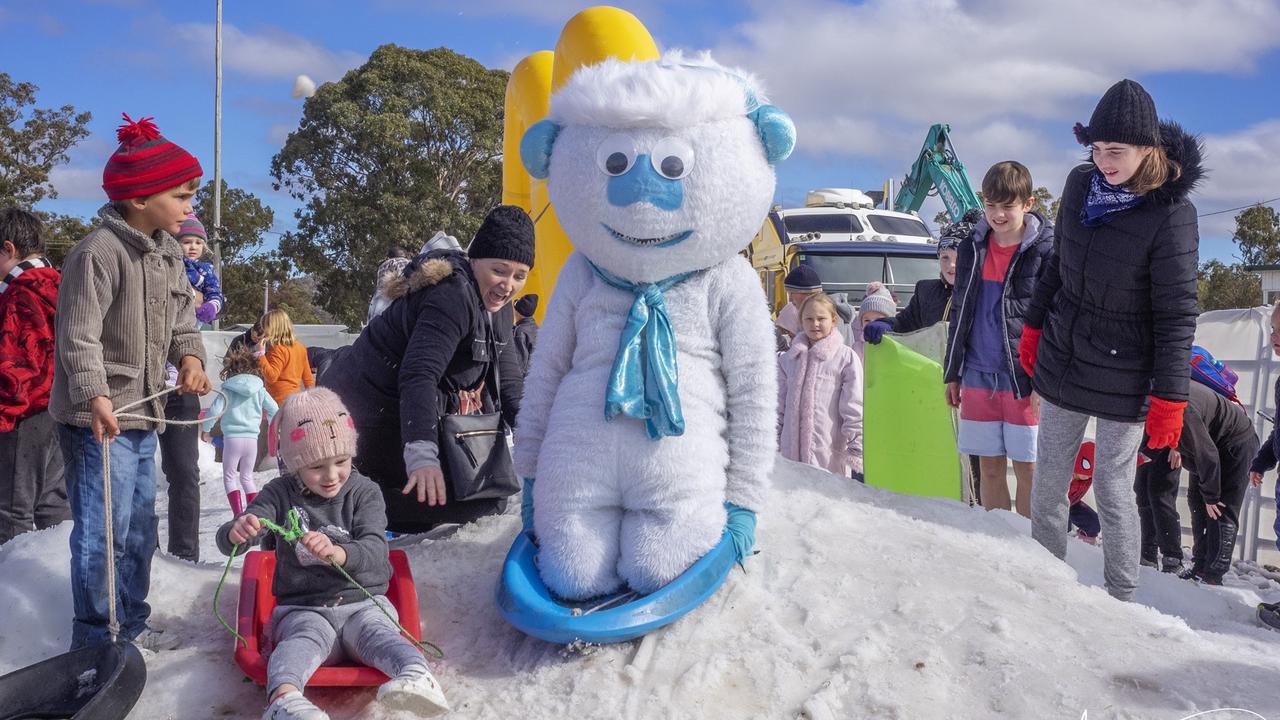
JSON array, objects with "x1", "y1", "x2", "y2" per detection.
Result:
[{"x1": 59, "y1": 424, "x2": 158, "y2": 649}]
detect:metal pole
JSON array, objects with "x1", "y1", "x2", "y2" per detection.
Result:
[
  {"x1": 212, "y1": 0, "x2": 223, "y2": 329},
  {"x1": 263, "y1": 276, "x2": 269, "y2": 315}
]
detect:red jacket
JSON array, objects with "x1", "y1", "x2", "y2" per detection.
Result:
[{"x1": 0, "y1": 262, "x2": 60, "y2": 431}]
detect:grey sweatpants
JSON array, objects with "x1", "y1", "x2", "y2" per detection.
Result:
[
  {"x1": 0, "y1": 411, "x2": 69, "y2": 544},
  {"x1": 1031, "y1": 399, "x2": 1144, "y2": 601},
  {"x1": 266, "y1": 596, "x2": 427, "y2": 695}
]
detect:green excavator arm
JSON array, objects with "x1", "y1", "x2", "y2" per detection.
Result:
[{"x1": 892, "y1": 123, "x2": 981, "y2": 222}]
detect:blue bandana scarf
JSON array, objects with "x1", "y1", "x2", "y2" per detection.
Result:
[
  {"x1": 1081, "y1": 170, "x2": 1143, "y2": 227},
  {"x1": 588, "y1": 261, "x2": 694, "y2": 440}
]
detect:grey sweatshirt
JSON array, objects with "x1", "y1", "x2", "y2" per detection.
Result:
[{"x1": 216, "y1": 471, "x2": 391, "y2": 607}]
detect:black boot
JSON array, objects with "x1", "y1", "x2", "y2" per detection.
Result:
[{"x1": 1259, "y1": 602, "x2": 1280, "y2": 632}]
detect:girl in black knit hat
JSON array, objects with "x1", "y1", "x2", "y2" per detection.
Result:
[{"x1": 1019, "y1": 78, "x2": 1204, "y2": 602}]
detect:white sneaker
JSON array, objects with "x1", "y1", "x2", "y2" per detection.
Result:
[
  {"x1": 377, "y1": 669, "x2": 450, "y2": 716},
  {"x1": 262, "y1": 691, "x2": 330, "y2": 720}
]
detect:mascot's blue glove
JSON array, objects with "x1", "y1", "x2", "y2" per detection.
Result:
[
  {"x1": 521, "y1": 477, "x2": 535, "y2": 535},
  {"x1": 862, "y1": 319, "x2": 893, "y2": 345},
  {"x1": 724, "y1": 503, "x2": 757, "y2": 569}
]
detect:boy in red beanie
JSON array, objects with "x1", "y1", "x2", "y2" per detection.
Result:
[
  {"x1": 0, "y1": 207, "x2": 68, "y2": 543},
  {"x1": 49, "y1": 114, "x2": 211, "y2": 650}
]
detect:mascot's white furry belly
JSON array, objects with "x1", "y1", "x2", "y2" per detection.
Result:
[{"x1": 531, "y1": 265, "x2": 734, "y2": 598}]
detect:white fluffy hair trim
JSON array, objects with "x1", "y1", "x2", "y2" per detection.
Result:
[{"x1": 548, "y1": 50, "x2": 768, "y2": 129}]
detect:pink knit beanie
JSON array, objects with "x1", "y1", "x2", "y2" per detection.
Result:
[{"x1": 276, "y1": 388, "x2": 358, "y2": 471}]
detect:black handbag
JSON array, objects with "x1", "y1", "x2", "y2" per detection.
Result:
[{"x1": 437, "y1": 324, "x2": 520, "y2": 501}]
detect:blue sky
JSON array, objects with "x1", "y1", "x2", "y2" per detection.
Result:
[{"x1": 4, "y1": 0, "x2": 1279, "y2": 263}]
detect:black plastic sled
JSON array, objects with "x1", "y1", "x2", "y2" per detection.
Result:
[{"x1": 0, "y1": 640, "x2": 146, "y2": 720}]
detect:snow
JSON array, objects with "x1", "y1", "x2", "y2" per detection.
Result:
[{"x1": 3, "y1": 446, "x2": 1280, "y2": 719}]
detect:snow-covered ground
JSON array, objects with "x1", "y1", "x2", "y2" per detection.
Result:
[{"x1": 2, "y1": 445, "x2": 1279, "y2": 719}]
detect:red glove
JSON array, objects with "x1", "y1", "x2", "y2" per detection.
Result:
[
  {"x1": 1145, "y1": 397, "x2": 1187, "y2": 450},
  {"x1": 1018, "y1": 327, "x2": 1042, "y2": 377}
]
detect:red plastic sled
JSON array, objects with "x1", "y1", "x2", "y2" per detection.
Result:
[{"x1": 233, "y1": 549, "x2": 422, "y2": 686}]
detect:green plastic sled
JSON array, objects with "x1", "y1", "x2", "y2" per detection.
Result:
[{"x1": 864, "y1": 335, "x2": 962, "y2": 500}]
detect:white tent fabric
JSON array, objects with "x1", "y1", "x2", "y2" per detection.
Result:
[{"x1": 199, "y1": 325, "x2": 358, "y2": 394}]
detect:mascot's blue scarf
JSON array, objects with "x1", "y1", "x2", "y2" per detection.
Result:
[
  {"x1": 588, "y1": 260, "x2": 695, "y2": 440},
  {"x1": 1081, "y1": 170, "x2": 1143, "y2": 227}
]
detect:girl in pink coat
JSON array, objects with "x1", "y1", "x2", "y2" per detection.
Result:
[{"x1": 778, "y1": 293, "x2": 865, "y2": 479}]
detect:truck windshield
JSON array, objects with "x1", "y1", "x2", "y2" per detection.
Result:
[
  {"x1": 887, "y1": 255, "x2": 940, "y2": 286},
  {"x1": 796, "y1": 254, "x2": 885, "y2": 286},
  {"x1": 867, "y1": 215, "x2": 930, "y2": 238},
  {"x1": 783, "y1": 213, "x2": 865, "y2": 236}
]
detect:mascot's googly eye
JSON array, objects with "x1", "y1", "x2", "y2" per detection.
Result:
[
  {"x1": 596, "y1": 134, "x2": 638, "y2": 176},
  {"x1": 650, "y1": 137, "x2": 695, "y2": 180}
]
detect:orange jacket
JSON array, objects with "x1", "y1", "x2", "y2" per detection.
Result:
[{"x1": 259, "y1": 342, "x2": 314, "y2": 404}]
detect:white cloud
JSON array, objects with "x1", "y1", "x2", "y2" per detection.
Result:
[
  {"x1": 706, "y1": 0, "x2": 1280, "y2": 253},
  {"x1": 172, "y1": 22, "x2": 365, "y2": 84},
  {"x1": 373, "y1": 0, "x2": 662, "y2": 25},
  {"x1": 1192, "y1": 120, "x2": 1280, "y2": 238},
  {"x1": 47, "y1": 166, "x2": 104, "y2": 201},
  {"x1": 717, "y1": 0, "x2": 1280, "y2": 127}
]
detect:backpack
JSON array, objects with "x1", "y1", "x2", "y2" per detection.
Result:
[{"x1": 1190, "y1": 345, "x2": 1243, "y2": 406}]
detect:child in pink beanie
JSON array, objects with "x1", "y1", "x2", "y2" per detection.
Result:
[{"x1": 216, "y1": 388, "x2": 449, "y2": 719}]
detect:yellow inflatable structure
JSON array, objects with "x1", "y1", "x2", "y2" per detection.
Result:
[{"x1": 502, "y1": 6, "x2": 659, "y2": 321}]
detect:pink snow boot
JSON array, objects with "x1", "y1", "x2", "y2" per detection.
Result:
[{"x1": 228, "y1": 490, "x2": 244, "y2": 516}]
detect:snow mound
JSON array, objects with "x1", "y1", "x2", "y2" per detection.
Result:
[{"x1": 2, "y1": 456, "x2": 1279, "y2": 719}]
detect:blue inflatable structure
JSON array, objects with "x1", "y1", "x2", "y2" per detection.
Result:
[{"x1": 496, "y1": 530, "x2": 737, "y2": 645}]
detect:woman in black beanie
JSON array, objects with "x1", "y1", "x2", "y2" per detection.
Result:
[
  {"x1": 1019, "y1": 79, "x2": 1203, "y2": 600},
  {"x1": 321, "y1": 205, "x2": 535, "y2": 532}
]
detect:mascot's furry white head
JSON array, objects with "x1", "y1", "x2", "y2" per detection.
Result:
[{"x1": 521, "y1": 51, "x2": 795, "y2": 284}]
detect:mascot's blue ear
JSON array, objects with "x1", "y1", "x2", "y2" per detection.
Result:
[
  {"x1": 749, "y1": 105, "x2": 796, "y2": 164},
  {"x1": 521, "y1": 119, "x2": 561, "y2": 180}
]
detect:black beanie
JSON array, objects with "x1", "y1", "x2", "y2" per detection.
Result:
[
  {"x1": 1073, "y1": 79, "x2": 1159, "y2": 147},
  {"x1": 783, "y1": 264, "x2": 822, "y2": 291},
  {"x1": 514, "y1": 294, "x2": 539, "y2": 317},
  {"x1": 468, "y1": 205, "x2": 536, "y2": 268}
]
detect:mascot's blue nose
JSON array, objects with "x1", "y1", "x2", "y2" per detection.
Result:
[{"x1": 607, "y1": 154, "x2": 684, "y2": 211}]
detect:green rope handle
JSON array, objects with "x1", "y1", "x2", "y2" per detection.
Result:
[
  {"x1": 259, "y1": 508, "x2": 305, "y2": 542},
  {"x1": 212, "y1": 511, "x2": 444, "y2": 659},
  {"x1": 214, "y1": 542, "x2": 249, "y2": 647},
  {"x1": 329, "y1": 558, "x2": 444, "y2": 660}
]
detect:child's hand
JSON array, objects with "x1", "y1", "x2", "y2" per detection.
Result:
[
  {"x1": 1250, "y1": 471, "x2": 1264, "y2": 487},
  {"x1": 89, "y1": 396, "x2": 120, "y2": 444},
  {"x1": 229, "y1": 514, "x2": 262, "y2": 545},
  {"x1": 177, "y1": 356, "x2": 211, "y2": 395},
  {"x1": 301, "y1": 531, "x2": 346, "y2": 565},
  {"x1": 945, "y1": 382, "x2": 961, "y2": 409},
  {"x1": 200, "y1": 431, "x2": 212, "y2": 443},
  {"x1": 195, "y1": 302, "x2": 218, "y2": 324}
]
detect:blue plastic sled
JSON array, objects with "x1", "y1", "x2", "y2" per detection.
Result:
[{"x1": 496, "y1": 529, "x2": 737, "y2": 645}]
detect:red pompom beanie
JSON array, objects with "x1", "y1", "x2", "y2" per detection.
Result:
[{"x1": 102, "y1": 113, "x2": 203, "y2": 201}]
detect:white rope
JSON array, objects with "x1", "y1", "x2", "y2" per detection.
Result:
[
  {"x1": 102, "y1": 439, "x2": 118, "y2": 642},
  {"x1": 100, "y1": 384, "x2": 227, "y2": 643}
]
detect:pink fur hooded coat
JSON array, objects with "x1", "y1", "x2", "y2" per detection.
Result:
[{"x1": 777, "y1": 329, "x2": 864, "y2": 475}]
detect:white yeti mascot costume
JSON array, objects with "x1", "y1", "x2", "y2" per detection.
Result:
[{"x1": 514, "y1": 52, "x2": 794, "y2": 601}]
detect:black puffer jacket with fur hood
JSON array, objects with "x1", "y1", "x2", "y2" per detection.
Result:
[
  {"x1": 322, "y1": 249, "x2": 523, "y2": 453},
  {"x1": 1025, "y1": 121, "x2": 1204, "y2": 422}
]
